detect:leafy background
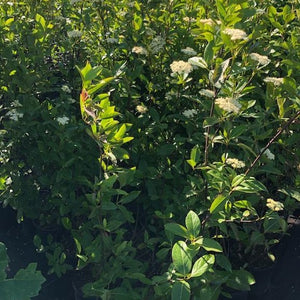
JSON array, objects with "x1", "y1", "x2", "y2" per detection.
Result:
[{"x1": 0, "y1": 0, "x2": 300, "y2": 299}]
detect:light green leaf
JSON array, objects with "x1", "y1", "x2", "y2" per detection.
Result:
[
  {"x1": 210, "y1": 194, "x2": 226, "y2": 213},
  {"x1": 234, "y1": 177, "x2": 267, "y2": 193},
  {"x1": 190, "y1": 146, "x2": 201, "y2": 164},
  {"x1": 171, "y1": 280, "x2": 190, "y2": 300},
  {"x1": 87, "y1": 77, "x2": 114, "y2": 95},
  {"x1": 231, "y1": 175, "x2": 246, "y2": 188},
  {"x1": 191, "y1": 254, "x2": 215, "y2": 277},
  {"x1": 188, "y1": 56, "x2": 208, "y2": 69},
  {"x1": 185, "y1": 210, "x2": 201, "y2": 238},
  {"x1": 172, "y1": 241, "x2": 192, "y2": 275},
  {"x1": 165, "y1": 223, "x2": 189, "y2": 239},
  {"x1": 85, "y1": 66, "x2": 102, "y2": 82},
  {"x1": 196, "y1": 238, "x2": 223, "y2": 252}
]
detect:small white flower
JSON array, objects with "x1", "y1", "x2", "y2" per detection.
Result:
[
  {"x1": 136, "y1": 105, "x2": 148, "y2": 114},
  {"x1": 132, "y1": 46, "x2": 148, "y2": 55},
  {"x1": 57, "y1": 116, "x2": 69, "y2": 125},
  {"x1": 6, "y1": 109, "x2": 23, "y2": 121},
  {"x1": 200, "y1": 89, "x2": 215, "y2": 98},
  {"x1": 106, "y1": 37, "x2": 118, "y2": 44},
  {"x1": 215, "y1": 97, "x2": 242, "y2": 113},
  {"x1": 182, "y1": 109, "x2": 197, "y2": 118},
  {"x1": 226, "y1": 158, "x2": 245, "y2": 169},
  {"x1": 6, "y1": 177, "x2": 12, "y2": 185},
  {"x1": 67, "y1": 30, "x2": 82, "y2": 38},
  {"x1": 264, "y1": 77, "x2": 284, "y2": 86},
  {"x1": 266, "y1": 198, "x2": 284, "y2": 211},
  {"x1": 199, "y1": 19, "x2": 215, "y2": 26},
  {"x1": 170, "y1": 60, "x2": 193, "y2": 75},
  {"x1": 249, "y1": 53, "x2": 270, "y2": 66},
  {"x1": 150, "y1": 36, "x2": 166, "y2": 54},
  {"x1": 263, "y1": 149, "x2": 275, "y2": 160},
  {"x1": 61, "y1": 85, "x2": 71, "y2": 93},
  {"x1": 183, "y1": 17, "x2": 196, "y2": 23},
  {"x1": 223, "y1": 28, "x2": 247, "y2": 41},
  {"x1": 181, "y1": 47, "x2": 197, "y2": 56}
]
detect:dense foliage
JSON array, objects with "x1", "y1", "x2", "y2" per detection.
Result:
[{"x1": 1, "y1": 0, "x2": 300, "y2": 299}]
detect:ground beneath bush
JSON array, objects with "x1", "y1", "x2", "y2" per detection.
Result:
[{"x1": 1, "y1": 206, "x2": 300, "y2": 300}]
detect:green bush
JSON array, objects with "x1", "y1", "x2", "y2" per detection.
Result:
[{"x1": 1, "y1": 0, "x2": 300, "y2": 299}]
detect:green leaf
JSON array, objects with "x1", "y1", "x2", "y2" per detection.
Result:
[
  {"x1": 0, "y1": 263, "x2": 45, "y2": 300},
  {"x1": 35, "y1": 13, "x2": 46, "y2": 30},
  {"x1": 61, "y1": 217, "x2": 72, "y2": 230},
  {"x1": 85, "y1": 66, "x2": 102, "y2": 82},
  {"x1": 191, "y1": 254, "x2": 215, "y2": 277},
  {"x1": 165, "y1": 223, "x2": 189, "y2": 239},
  {"x1": 210, "y1": 194, "x2": 226, "y2": 213},
  {"x1": 190, "y1": 146, "x2": 201, "y2": 164},
  {"x1": 227, "y1": 269, "x2": 255, "y2": 291},
  {"x1": 120, "y1": 191, "x2": 140, "y2": 204},
  {"x1": 198, "y1": 238, "x2": 223, "y2": 252},
  {"x1": 133, "y1": 14, "x2": 142, "y2": 31},
  {"x1": 231, "y1": 174, "x2": 246, "y2": 188},
  {"x1": 185, "y1": 210, "x2": 201, "y2": 238},
  {"x1": 0, "y1": 243, "x2": 8, "y2": 281},
  {"x1": 204, "y1": 41, "x2": 214, "y2": 64},
  {"x1": 87, "y1": 77, "x2": 114, "y2": 95},
  {"x1": 283, "y1": 5, "x2": 295, "y2": 24},
  {"x1": 172, "y1": 241, "x2": 192, "y2": 275},
  {"x1": 216, "y1": 254, "x2": 232, "y2": 272},
  {"x1": 125, "y1": 272, "x2": 152, "y2": 285},
  {"x1": 188, "y1": 56, "x2": 208, "y2": 69},
  {"x1": 171, "y1": 280, "x2": 190, "y2": 300},
  {"x1": 234, "y1": 177, "x2": 267, "y2": 193}
]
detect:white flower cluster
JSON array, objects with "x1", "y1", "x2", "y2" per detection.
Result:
[
  {"x1": 182, "y1": 109, "x2": 197, "y2": 118},
  {"x1": 106, "y1": 37, "x2": 118, "y2": 44},
  {"x1": 249, "y1": 53, "x2": 270, "y2": 66},
  {"x1": 132, "y1": 46, "x2": 148, "y2": 55},
  {"x1": 136, "y1": 105, "x2": 148, "y2": 114},
  {"x1": 183, "y1": 17, "x2": 196, "y2": 23},
  {"x1": 263, "y1": 149, "x2": 275, "y2": 160},
  {"x1": 223, "y1": 28, "x2": 247, "y2": 41},
  {"x1": 226, "y1": 158, "x2": 245, "y2": 169},
  {"x1": 264, "y1": 77, "x2": 284, "y2": 86},
  {"x1": 266, "y1": 198, "x2": 284, "y2": 211},
  {"x1": 181, "y1": 47, "x2": 197, "y2": 56},
  {"x1": 61, "y1": 85, "x2": 71, "y2": 93},
  {"x1": 57, "y1": 116, "x2": 69, "y2": 125},
  {"x1": 67, "y1": 30, "x2": 82, "y2": 38},
  {"x1": 215, "y1": 97, "x2": 242, "y2": 113},
  {"x1": 199, "y1": 19, "x2": 215, "y2": 26},
  {"x1": 150, "y1": 36, "x2": 165, "y2": 54},
  {"x1": 7, "y1": 109, "x2": 23, "y2": 121},
  {"x1": 170, "y1": 60, "x2": 193, "y2": 75},
  {"x1": 200, "y1": 89, "x2": 215, "y2": 98}
]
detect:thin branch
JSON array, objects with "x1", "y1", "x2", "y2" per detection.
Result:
[{"x1": 245, "y1": 110, "x2": 300, "y2": 176}]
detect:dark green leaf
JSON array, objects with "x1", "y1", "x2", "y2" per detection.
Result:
[{"x1": 171, "y1": 280, "x2": 190, "y2": 300}]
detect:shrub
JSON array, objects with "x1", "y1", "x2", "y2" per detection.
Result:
[{"x1": 1, "y1": 0, "x2": 300, "y2": 299}]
